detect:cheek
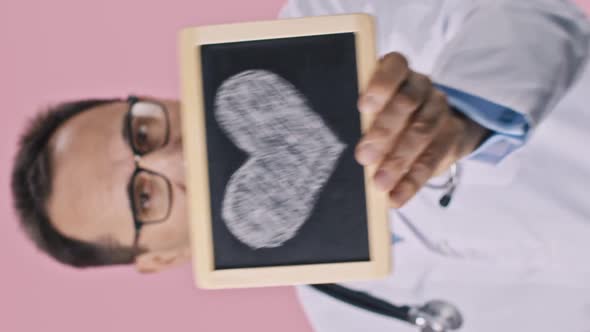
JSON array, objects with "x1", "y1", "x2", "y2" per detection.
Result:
[
  {"x1": 170, "y1": 189, "x2": 190, "y2": 237},
  {"x1": 139, "y1": 189, "x2": 190, "y2": 251},
  {"x1": 165, "y1": 101, "x2": 182, "y2": 139}
]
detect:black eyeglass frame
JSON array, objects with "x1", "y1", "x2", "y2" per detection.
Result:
[
  {"x1": 125, "y1": 95, "x2": 171, "y2": 155},
  {"x1": 125, "y1": 96, "x2": 173, "y2": 244}
]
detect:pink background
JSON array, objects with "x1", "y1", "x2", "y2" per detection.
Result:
[{"x1": 1, "y1": 1, "x2": 588, "y2": 331}]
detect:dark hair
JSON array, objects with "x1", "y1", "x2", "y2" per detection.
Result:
[{"x1": 11, "y1": 99, "x2": 141, "y2": 268}]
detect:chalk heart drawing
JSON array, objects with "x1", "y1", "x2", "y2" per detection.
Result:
[{"x1": 214, "y1": 70, "x2": 346, "y2": 249}]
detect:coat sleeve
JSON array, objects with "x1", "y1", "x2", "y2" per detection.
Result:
[
  {"x1": 431, "y1": 0, "x2": 590, "y2": 130},
  {"x1": 280, "y1": 0, "x2": 590, "y2": 128},
  {"x1": 277, "y1": 0, "x2": 590, "y2": 165}
]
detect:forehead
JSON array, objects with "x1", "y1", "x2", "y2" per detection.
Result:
[
  {"x1": 52, "y1": 102, "x2": 126, "y2": 154},
  {"x1": 47, "y1": 102, "x2": 136, "y2": 246}
]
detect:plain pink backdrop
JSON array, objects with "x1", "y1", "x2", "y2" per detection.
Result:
[{"x1": 1, "y1": 1, "x2": 589, "y2": 332}]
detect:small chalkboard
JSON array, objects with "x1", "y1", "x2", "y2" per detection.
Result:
[{"x1": 180, "y1": 14, "x2": 391, "y2": 289}]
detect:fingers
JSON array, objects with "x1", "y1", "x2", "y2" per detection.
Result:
[
  {"x1": 389, "y1": 117, "x2": 457, "y2": 208},
  {"x1": 358, "y1": 53, "x2": 410, "y2": 114},
  {"x1": 355, "y1": 71, "x2": 433, "y2": 166},
  {"x1": 372, "y1": 90, "x2": 447, "y2": 192},
  {"x1": 355, "y1": 52, "x2": 468, "y2": 208}
]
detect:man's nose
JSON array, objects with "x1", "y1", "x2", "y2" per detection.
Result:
[{"x1": 137, "y1": 148, "x2": 186, "y2": 189}]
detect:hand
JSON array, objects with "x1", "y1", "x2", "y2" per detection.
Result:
[{"x1": 355, "y1": 53, "x2": 489, "y2": 208}]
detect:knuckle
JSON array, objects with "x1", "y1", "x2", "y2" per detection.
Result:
[
  {"x1": 396, "y1": 91, "x2": 421, "y2": 113},
  {"x1": 365, "y1": 124, "x2": 392, "y2": 141},
  {"x1": 383, "y1": 154, "x2": 408, "y2": 171},
  {"x1": 411, "y1": 160, "x2": 434, "y2": 178},
  {"x1": 410, "y1": 117, "x2": 439, "y2": 137},
  {"x1": 418, "y1": 148, "x2": 440, "y2": 166},
  {"x1": 413, "y1": 73, "x2": 432, "y2": 88},
  {"x1": 432, "y1": 90, "x2": 448, "y2": 104},
  {"x1": 399, "y1": 177, "x2": 420, "y2": 196},
  {"x1": 381, "y1": 53, "x2": 410, "y2": 79},
  {"x1": 383, "y1": 52, "x2": 409, "y2": 68},
  {"x1": 399, "y1": 62, "x2": 411, "y2": 78},
  {"x1": 366, "y1": 83, "x2": 392, "y2": 101},
  {"x1": 408, "y1": 177, "x2": 422, "y2": 193}
]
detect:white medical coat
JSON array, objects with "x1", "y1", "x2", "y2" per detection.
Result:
[{"x1": 279, "y1": 1, "x2": 590, "y2": 331}]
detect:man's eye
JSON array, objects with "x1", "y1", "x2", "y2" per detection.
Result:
[
  {"x1": 135, "y1": 124, "x2": 150, "y2": 150},
  {"x1": 135, "y1": 179, "x2": 153, "y2": 215},
  {"x1": 139, "y1": 191, "x2": 151, "y2": 211},
  {"x1": 132, "y1": 171, "x2": 170, "y2": 223}
]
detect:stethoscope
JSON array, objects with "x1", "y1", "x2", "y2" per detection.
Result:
[
  {"x1": 311, "y1": 164, "x2": 464, "y2": 332},
  {"x1": 310, "y1": 284, "x2": 463, "y2": 332}
]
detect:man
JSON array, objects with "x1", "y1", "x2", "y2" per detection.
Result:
[{"x1": 10, "y1": 0, "x2": 590, "y2": 331}]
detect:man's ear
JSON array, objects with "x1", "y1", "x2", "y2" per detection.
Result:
[{"x1": 134, "y1": 246, "x2": 191, "y2": 274}]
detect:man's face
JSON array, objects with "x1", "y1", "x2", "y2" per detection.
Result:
[{"x1": 47, "y1": 98, "x2": 190, "y2": 272}]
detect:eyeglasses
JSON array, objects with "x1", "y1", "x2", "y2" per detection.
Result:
[{"x1": 124, "y1": 96, "x2": 173, "y2": 245}]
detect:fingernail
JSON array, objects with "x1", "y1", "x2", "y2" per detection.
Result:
[
  {"x1": 357, "y1": 144, "x2": 381, "y2": 165},
  {"x1": 374, "y1": 169, "x2": 394, "y2": 192},
  {"x1": 359, "y1": 95, "x2": 378, "y2": 113}
]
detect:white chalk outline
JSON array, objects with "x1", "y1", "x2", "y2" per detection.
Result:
[{"x1": 215, "y1": 70, "x2": 346, "y2": 249}]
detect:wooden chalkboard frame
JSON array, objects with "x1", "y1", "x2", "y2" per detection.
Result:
[{"x1": 179, "y1": 14, "x2": 391, "y2": 289}]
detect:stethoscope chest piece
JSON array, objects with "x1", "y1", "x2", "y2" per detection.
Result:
[{"x1": 409, "y1": 300, "x2": 464, "y2": 332}]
